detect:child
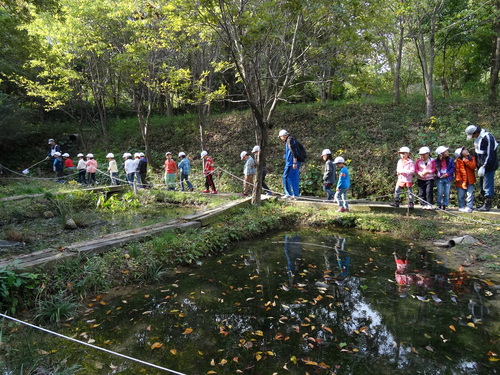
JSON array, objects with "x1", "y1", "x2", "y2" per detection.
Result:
[
  {"x1": 123, "y1": 152, "x2": 135, "y2": 187},
  {"x1": 252, "y1": 146, "x2": 272, "y2": 195},
  {"x1": 133, "y1": 153, "x2": 142, "y2": 186},
  {"x1": 76, "y1": 153, "x2": 87, "y2": 185},
  {"x1": 201, "y1": 150, "x2": 217, "y2": 194},
  {"x1": 62, "y1": 153, "x2": 74, "y2": 181},
  {"x1": 390, "y1": 147, "x2": 415, "y2": 208},
  {"x1": 240, "y1": 151, "x2": 256, "y2": 196},
  {"x1": 178, "y1": 152, "x2": 193, "y2": 191},
  {"x1": 106, "y1": 153, "x2": 118, "y2": 185},
  {"x1": 435, "y1": 146, "x2": 455, "y2": 210},
  {"x1": 414, "y1": 146, "x2": 436, "y2": 209},
  {"x1": 321, "y1": 149, "x2": 336, "y2": 201},
  {"x1": 53, "y1": 152, "x2": 64, "y2": 182},
  {"x1": 334, "y1": 156, "x2": 350, "y2": 212},
  {"x1": 85, "y1": 153, "x2": 98, "y2": 186},
  {"x1": 138, "y1": 152, "x2": 148, "y2": 188},
  {"x1": 164, "y1": 152, "x2": 177, "y2": 190},
  {"x1": 454, "y1": 147, "x2": 476, "y2": 213}
]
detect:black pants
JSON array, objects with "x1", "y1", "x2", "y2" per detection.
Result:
[
  {"x1": 140, "y1": 172, "x2": 148, "y2": 188},
  {"x1": 205, "y1": 174, "x2": 216, "y2": 191},
  {"x1": 417, "y1": 179, "x2": 434, "y2": 205}
]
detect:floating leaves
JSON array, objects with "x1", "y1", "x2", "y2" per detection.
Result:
[{"x1": 151, "y1": 342, "x2": 163, "y2": 350}]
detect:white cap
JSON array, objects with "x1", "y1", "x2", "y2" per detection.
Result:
[
  {"x1": 278, "y1": 129, "x2": 288, "y2": 137},
  {"x1": 86, "y1": 153, "x2": 94, "y2": 158},
  {"x1": 398, "y1": 146, "x2": 410, "y2": 154},
  {"x1": 48, "y1": 139, "x2": 55, "y2": 144},
  {"x1": 53, "y1": 152, "x2": 61, "y2": 157},
  {"x1": 62, "y1": 153, "x2": 69, "y2": 157},
  {"x1": 165, "y1": 151, "x2": 172, "y2": 156},
  {"x1": 200, "y1": 150, "x2": 208, "y2": 159},
  {"x1": 139, "y1": 152, "x2": 145, "y2": 157},
  {"x1": 435, "y1": 146, "x2": 448, "y2": 155},
  {"x1": 77, "y1": 153, "x2": 84, "y2": 157},
  {"x1": 134, "y1": 152, "x2": 140, "y2": 158},
  {"x1": 465, "y1": 125, "x2": 479, "y2": 140},
  {"x1": 251, "y1": 146, "x2": 260, "y2": 153},
  {"x1": 178, "y1": 152, "x2": 186, "y2": 157},
  {"x1": 321, "y1": 149, "x2": 331, "y2": 156},
  {"x1": 106, "y1": 153, "x2": 114, "y2": 158},
  {"x1": 333, "y1": 156, "x2": 345, "y2": 164},
  {"x1": 454, "y1": 147, "x2": 465, "y2": 159},
  {"x1": 122, "y1": 152, "x2": 131, "y2": 158},
  {"x1": 418, "y1": 147, "x2": 430, "y2": 155},
  {"x1": 240, "y1": 151, "x2": 248, "y2": 160}
]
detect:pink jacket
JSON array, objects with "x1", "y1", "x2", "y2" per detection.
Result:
[
  {"x1": 396, "y1": 158, "x2": 414, "y2": 184},
  {"x1": 414, "y1": 158, "x2": 436, "y2": 181},
  {"x1": 86, "y1": 159, "x2": 98, "y2": 173}
]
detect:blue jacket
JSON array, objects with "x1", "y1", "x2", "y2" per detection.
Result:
[
  {"x1": 337, "y1": 166, "x2": 350, "y2": 189},
  {"x1": 284, "y1": 136, "x2": 301, "y2": 167},
  {"x1": 178, "y1": 158, "x2": 191, "y2": 175},
  {"x1": 53, "y1": 157, "x2": 63, "y2": 172},
  {"x1": 436, "y1": 157, "x2": 455, "y2": 182}
]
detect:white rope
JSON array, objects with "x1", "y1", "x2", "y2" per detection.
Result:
[
  {"x1": 412, "y1": 193, "x2": 500, "y2": 227},
  {"x1": 0, "y1": 163, "x2": 80, "y2": 180},
  {"x1": 0, "y1": 313, "x2": 186, "y2": 375}
]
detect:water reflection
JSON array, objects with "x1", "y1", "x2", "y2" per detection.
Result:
[{"x1": 54, "y1": 229, "x2": 498, "y2": 375}]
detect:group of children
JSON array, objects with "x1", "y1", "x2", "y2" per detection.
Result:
[
  {"x1": 320, "y1": 150, "x2": 351, "y2": 212},
  {"x1": 389, "y1": 145, "x2": 477, "y2": 212}
]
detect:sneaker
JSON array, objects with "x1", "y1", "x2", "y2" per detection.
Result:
[
  {"x1": 210, "y1": 190, "x2": 218, "y2": 194},
  {"x1": 282, "y1": 195, "x2": 291, "y2": 199},
  {"x1": 266, "y1": 192, "x2": 273, "y2": 196},
  {"x1": 240, "y1": 193, "x2": 248, "y2": 197},
  {"x1": 464, "y1": 207, "x2": 473, "y2": 213},
  {"x1": 458, "y1": 207, "x2": 466, "y2": 212},
  {"x1": 409, "y1": 203, "x2": 414, "y2": 209},
  {"x1": 201, "y1": 190, "x2": 210, "y2": 193},
  {"x1": 337, "y1": 207, "x2": 345, "y2": 212},
  {"x1": 189, "y1": 188, "x2": 194, "y2": 192},
  {"x1": 389, "y1": 202, "x2": 400, "y2": 207}
]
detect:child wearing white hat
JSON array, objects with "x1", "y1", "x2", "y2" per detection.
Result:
[
  {"x1": 435, "y1": 146, "x2": 455, "y2": 210},
  {"x1": 390, "y1": 147, "x2": 415, "y2": 208},
  {"x1": 240, "y1": 151, "x2": 256, "y2": 196},
  {"x1": 321, "y1": 149, "x2": 336, "y2": 201},
  {"x1": 414, "y1": 146, "x2": 436, "y2": 209}
]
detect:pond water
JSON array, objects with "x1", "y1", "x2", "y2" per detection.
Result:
[{"x1": 51, "y1": 228, "x2": 498, "y2": 374}]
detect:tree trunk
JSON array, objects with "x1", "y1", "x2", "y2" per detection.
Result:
[
  {"x1": 394, "y1": 23, "x2": 404, "y2": 104},
  {"x1": 489, "y1": 16, "x2": 500, "y2": 104},
  {"x1": 198, "y1": 103, "x2": 209, "y2": 151}
]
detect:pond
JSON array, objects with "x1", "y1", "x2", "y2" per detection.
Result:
[{"x1": 35, "y1": 228, "x2": 500, "y2": 374}]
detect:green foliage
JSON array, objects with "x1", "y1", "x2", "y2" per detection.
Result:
[
  {"x1": 96, "y1": 192, "x2": 140, "y2": 211},
  {"x1": 0, "y1": 264, "x2": 39, "y2": 314},
  {"x1": 34, "y1": 291, "x2": 80, "y2": 323},
  {"x1": 299, "y1": 163, "x2": 323, "y2": 196}
]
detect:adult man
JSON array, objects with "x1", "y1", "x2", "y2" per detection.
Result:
[
  {"x1": 465, "y1": 125, "x2": 498, "y2": 211},
  {"x1": 279, "y1": 129, "x2": 301, "y2": 198},
  {"x1": 47, "y1": 139, "x2": 61, "y2": 157}
]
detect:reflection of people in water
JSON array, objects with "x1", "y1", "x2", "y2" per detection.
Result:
[
  {"x1": 284, "y1": 234, "x2": 303, "y2": 285},
  {"x1": 321, "y1": 236, "x2": 350, "y2": 300},
  {"x1": 393, "y1": 250, "x2": 432, "y2": 296}
]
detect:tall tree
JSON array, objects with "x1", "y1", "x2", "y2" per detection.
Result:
[{"x1": 194, "y1": 0, "x2": 332, "y2": 204}]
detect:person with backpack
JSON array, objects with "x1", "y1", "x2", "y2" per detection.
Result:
[{"x1": 279, "y1": 129, "x2": 306, "y2": 198}]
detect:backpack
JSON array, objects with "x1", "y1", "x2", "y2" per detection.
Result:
[{"x1": 288, "y1": 137, "x2": 307, "y2": 162}]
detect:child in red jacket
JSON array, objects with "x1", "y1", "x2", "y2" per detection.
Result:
[{"x1": 454, "y1": 147, "x2": 476, "y2": 213}]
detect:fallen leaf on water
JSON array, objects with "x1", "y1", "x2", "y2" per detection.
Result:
[
  {"x1": 467, "y1": 322, "x2": 476, "y2": 328},
  {"x1": 233, "y1": 357, "x2": 239, "y2": 363},
  {"x1": 146, "y1": 325, "x2": 151, "y2": 331},
  {"x1": 254, "y1": 330, "x2": 264, "y2": 336},
  {"x1": 182, "y1": 328, "x2": 193, "y2": 334},
  {"x1": 210, "y1": 359, "x2": 216, "y2": 366},
  {"x1": 151, "y1": 342, "x2": 163, "y2": 350},
  {"x1": 425, "y1": 346, "x2": 434, "y2": 352},
  {"x1": 219, "y1": 359, "x2": 227, "y2": 365},
  {"x1": 255, "y1": 353, "x2": 262, "y2": 361},
  {"x1": 207, "y1": 371, "x2": 217, "y2": 374},
  {"x1": 88, "y1": 338, "x2": 95, "y2": 344},
  {"x1": 170, "y1": 349, "x2": 177, "y2": 355},
  {"x1": 449, "y1": 325, "x2": 456, "y2": 332},
  {"x1": 290, "y1": 356, "x2": 297, "y2": 364}
]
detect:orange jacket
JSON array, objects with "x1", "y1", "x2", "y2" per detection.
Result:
[{"x1": 455, "y1": 156, "x2": 476, "y2": 188}]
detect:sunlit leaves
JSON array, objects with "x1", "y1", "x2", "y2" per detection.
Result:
[{"x1": 151, "y1": 342, "x2": 163, "y2": 350}]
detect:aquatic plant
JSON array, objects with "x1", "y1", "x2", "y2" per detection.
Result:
[{"x1": 34, "y1": 291, "x2": 80, "y2": 323}]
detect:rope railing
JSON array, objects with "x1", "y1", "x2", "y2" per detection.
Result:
[{"x1": 0, "y1": 313, "x2": 186, "y2": 375}]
